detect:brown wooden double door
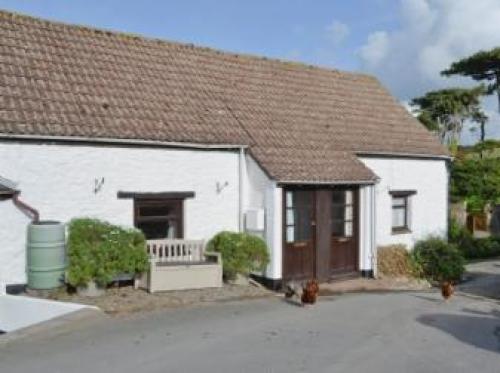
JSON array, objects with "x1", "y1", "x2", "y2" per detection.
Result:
[{"x1": 283, "y1": 187, "x2": 358, "y2": 282}]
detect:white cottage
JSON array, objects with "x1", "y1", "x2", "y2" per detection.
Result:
[{"x1": 0, "y1": 11, "x2": 449, "y2": 293}]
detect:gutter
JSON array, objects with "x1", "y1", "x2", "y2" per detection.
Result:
[
  {"x1": 0, "y1": 134, "x2": 249, "y2": 151},
  {"x1": 356, "y1": 150, "x2": 452, "y2": 161},
  {"x1": 277, "y1": 179, "x2": 378, "y2": 186}
]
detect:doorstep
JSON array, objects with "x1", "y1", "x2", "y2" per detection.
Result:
[{"x1": 319, "y1": 277, "x2": 431, "y2": 296}]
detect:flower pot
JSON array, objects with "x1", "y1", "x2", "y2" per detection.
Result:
[{"x1": 77, "y1": 280, "x2": 106, "y2": 297}]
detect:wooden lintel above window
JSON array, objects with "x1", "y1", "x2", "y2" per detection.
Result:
[
  {"x1": 117, "y1": 191, "x2": 195, "y2": 200},
  {"x1": 389, "y1": 190, "x2": 417, "y2": 197}
]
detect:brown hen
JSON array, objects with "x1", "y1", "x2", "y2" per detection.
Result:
[
  {"x1": 301, "y1": 279, "x2": 320, "y2": 305},
  {"x1": 441, "y1": 281, "x2": 454, "y2": 301}
]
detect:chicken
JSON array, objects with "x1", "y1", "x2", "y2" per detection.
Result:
[
  {"x1": 441, "y1": 281, "x2": 454, "y2": 301},
  {"x1": 285, "y1": 281, "x2": 302, "y2": 299},
  {"x1": 301, "y1": 279, "x2": 320, "y2": 305}
]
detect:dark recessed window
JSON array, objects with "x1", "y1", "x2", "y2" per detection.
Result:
[
  {"x1": 134, "y1": 199, "x2": 183, "y2": 240},
  {"x1": 390, "y1": 191, "x2": 416, "y2": 233}
]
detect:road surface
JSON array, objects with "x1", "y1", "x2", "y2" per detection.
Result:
[{"x1": 1, "y1": 291, "x2": 500, "y2": 372}]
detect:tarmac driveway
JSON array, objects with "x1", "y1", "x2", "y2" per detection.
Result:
[
  {"x1": 458, "y1": 258, "x2": 500, "y2": 299},
  {"x1": 1, "y1": 291, "x2": 500, "y2": 373}
]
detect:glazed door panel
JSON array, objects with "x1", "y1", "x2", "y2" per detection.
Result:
[
  {"x1": 283, "y1": 190, "x2": 315, "y2": 281},
  {"x1": 330, "y1": 189, "x2": 358, "y2": 275}
]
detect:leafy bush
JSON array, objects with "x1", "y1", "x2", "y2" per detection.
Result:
[
  {"x1": 448, "y1": 218, "x2": 471, "y2": 243},
  {"x1": 67, "y1": 218, "x2": 148, "y2": 287},
  {"x1": 206, "y1": 231, "x2": 270, "y2": 280},
  {"x1": 449, "y1": 218, "x2": 500, "y2": 259},
  {"x1": 451, "y1": 157, "x2": 500, "y2": 207},
  {"x1": 457, "y1": 236, "x2": 500, "y2": 260},
  {"x1": 411, "y1": 237, "x2": 465, "y2": 283},
  {"x1": 377, "y1": 245, "x2": 418, "y2": 278}
]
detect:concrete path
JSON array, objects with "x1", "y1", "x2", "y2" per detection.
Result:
[
  {"x1": 0, "y1": 294, "x2": 96, "y2": 333},
  {"x1": 458, "y1": 258, "x2": 500, "y2": 299},
  {"x1": 1, "y1": 292, "x2": 500, "y2": 372}
]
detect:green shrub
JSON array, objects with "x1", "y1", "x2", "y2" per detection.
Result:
[
  {"x1": 411, "y1": 237, "x2": 465, "y2": 282},
  {"x1": 457, "y1": 236, "x2": 500, "y2": 260},
  {"x1": 206, "y1": 231, "x2": 270, "y2": 280},
  {"x1": 67, "y1": 218, "x2": 148, "y2": 287},
  {"x1": 448, "y1": 219, "x2": 500, "y2": 259},
  {"x1": 448, "y1": 218, "x2": 471, "y2": 243},
  {"x1": 451, "y1": 157, "x2": 500, "y2": 208}
]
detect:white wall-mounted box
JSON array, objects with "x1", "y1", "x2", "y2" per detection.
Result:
[{"x1": 246, "y1": 208, "x2": 265, "y2": 231}]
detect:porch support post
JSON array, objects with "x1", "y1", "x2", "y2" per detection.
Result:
[
  {"x1": 238, "y1": 147, "x2": 246, "y2": 232},
  {"x1": 359, "y1": 184, "x2": 377, "y2": 278},
  {"x1": 264, "y1": 183, "x2": 282, "y2": 281},
  {"x1": 370, "y1": 184, "x2": 377, "y2": 278}
]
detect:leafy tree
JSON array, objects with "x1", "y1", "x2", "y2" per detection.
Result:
[
  {"x1": 451, "y1": 157, "x2": 500, "y2": 209},
  {"x1": 442, "y1": 47, "x2": 500, "y2": 112},
  {"x1": 411, "y1": 86, "x2": 485, "y2": 145},
  {"x1": 471, "y1": 110, "x2": 488, "y2": 142}
]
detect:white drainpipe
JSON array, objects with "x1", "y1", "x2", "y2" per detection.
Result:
[
  {"x1": 371, "y1": 183, "x2": 378, "y2": 278},
  {"x1": 238, "y1": 147, "x2": 245, "y2": 232}
]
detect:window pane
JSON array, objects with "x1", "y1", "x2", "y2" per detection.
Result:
[
  {"x1": 139, "y1": 205, "x2": 171, "y2": 216},
  {"x1": 332, "y1": 205, "x2": 344, "y2": 220},
  {"x1": 345, "y1": 206, "x2": 353, "y2": 221},
  {"x1": 345, "y1": 191, "x2": 353, "y2": 204},
  {"x1": 138, "y1": 221, "x2": 176, "y2": 240},
  {"x1": 344, "y1": 221, "x2": 353, "y2": 237},
  {"x1": 286, "y1": 226, "x2": 295, "y2": 243},
  {"x1": 286, "y1": 191, "x2": 313, "y2": 242},
  {"x1": 332, "y1": 220, "x2": 344, "y2": 236},
  {"x1": 392, "y1": 197, "x2": 405, "y2": 207},
  {"x1": 136, "y1": 200, "x2": 182, "y2": 239},
  {"x1": 332, "y1": 191, "x2": 345, "y2": 204},
  {"x1": 296, "y1": 213, "x2": 311, "y2": 241},
  {"x1": 286, "y1": 192, "x2": 293, "y2": 208},
  {"x1": 392, "y1": 208, "x2": 406, "y2": 228}
]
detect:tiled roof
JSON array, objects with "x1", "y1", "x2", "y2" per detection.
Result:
[
  {"x1": 0, "y1": 175, "x2": 18, "y2": 194},
  {"x1": 0, "y1": 11, "x2": 448, "y2": 183}
]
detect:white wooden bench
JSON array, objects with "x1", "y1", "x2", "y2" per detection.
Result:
[{"x1": 136, "y1": 239, "x2": 222, "y2": 293}]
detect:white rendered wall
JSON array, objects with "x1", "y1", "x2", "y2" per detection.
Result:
[
  {"x1": 0, "y1": 142, "x2": 240, "y2": 293},
  {"x1": 244, "y1": 155, "x2": 282, "y2": 279},
  {"x1": 359, "y1": 157, "x2": 448, "y2": 249}
]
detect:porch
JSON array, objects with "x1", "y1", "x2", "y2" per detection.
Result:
[{"x1": 281, "y1": 185, "x2": 375, "y2": 283}]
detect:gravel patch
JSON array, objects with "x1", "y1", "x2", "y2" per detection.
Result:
[{"x1": 28, "y1": 284, "x2": 274, "y2": 316}]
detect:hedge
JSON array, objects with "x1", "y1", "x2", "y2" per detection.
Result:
[
  {"x1": 66, "y1": 218, "x2": 148, "y2": 287},
  {"x1": 206, "y1": 231, "x2": 269, "y2": 280},
  {"x1": 411, "y1": 236, "x2": 465, "y2": 282}
]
